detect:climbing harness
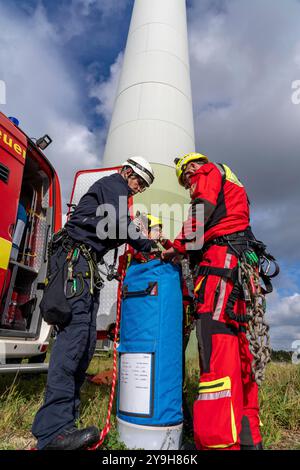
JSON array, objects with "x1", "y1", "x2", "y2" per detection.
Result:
[
  {"x1": 47, "y1": 229, "x2": 105, "y2": 300},
  {"x1": 192, "y1": 229, "x2": 279, "y2": 386}
]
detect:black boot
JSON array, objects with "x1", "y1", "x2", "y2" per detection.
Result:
[
  {"x1": 240, "y1": 442, "x2": 264, "y2": 450},
  {"x1": 42, "y1": 426, "x2": 100, "y2": 450},
  {"x1": 181, "y1": 441, "x2": 196, "y2": 450}
]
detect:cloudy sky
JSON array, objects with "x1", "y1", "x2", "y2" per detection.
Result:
[{"x1": 0, "y1": 0, "x2": 299, "y2": 350}]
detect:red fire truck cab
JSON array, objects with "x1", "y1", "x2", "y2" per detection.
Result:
[{"x1": 0, "y1": 111, "x2": 62, "y2": 372}]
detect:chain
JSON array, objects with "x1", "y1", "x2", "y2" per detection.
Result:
[
  {"x1": 180, "y1": 258, "x2": 195, "y2": 299},
  {"x1": 239, "y1": 260, "x2": 271, "y2": 385}
]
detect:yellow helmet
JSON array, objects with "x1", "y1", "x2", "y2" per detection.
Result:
[
  {"x1": 174, "y1": 152, "x2": 209, "y2": 186},
  {"x1": 136, "y1": 212, "x2": 162, "y2": 231},
  {"x1": 147, "y1": 214, "x2": 162, "y2": 229}
]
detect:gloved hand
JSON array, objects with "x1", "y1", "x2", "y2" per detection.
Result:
[
  {"x1": 161, "y1": 247, "x2": 182, "y2": 264},
  {"x1": 150, "y1": 241, "x2": 160, "y2": 253},
  {"x1": 161, "y1": 247, "x2": 176, "y2": 260}
]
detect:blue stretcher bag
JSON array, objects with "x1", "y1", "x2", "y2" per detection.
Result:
[{"x1": 117, "y1": 259, "x2": 183, "y2": 426}]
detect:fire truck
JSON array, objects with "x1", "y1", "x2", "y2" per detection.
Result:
[{"x1": 0, "y1": 111, "x2": 62, "y2": 372}]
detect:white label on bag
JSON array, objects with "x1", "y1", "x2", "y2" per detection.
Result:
[{"x1": 119, "y1": 353, "x2": 153, "y2": 415}]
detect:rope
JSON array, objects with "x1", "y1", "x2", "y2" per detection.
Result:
[
  {"x1": 239, "y1": 260, "x2": 271, "y2": 385},
  {"x1": 88, "y1": 253, "x2": 127, "y2": 450}
]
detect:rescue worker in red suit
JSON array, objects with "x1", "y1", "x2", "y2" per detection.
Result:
[{"x1": 162, "y1": 153, "x2": 263, "y2": 451}]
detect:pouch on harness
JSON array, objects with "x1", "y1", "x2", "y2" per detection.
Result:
[
  {"x1": 40, "y1": 255, "x2": 71, "y2": 327},
  {"x1": 40, "y1": 229, "x2": 103, "y2": 328},
  {"x1": 40, "y1": 230, "x2": 72, "y2": 327}
]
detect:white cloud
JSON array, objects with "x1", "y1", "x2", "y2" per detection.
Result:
[
  {"x1": 0, "y1": 2, "x2": 101, "y2": 210},
  {"x1": 267, "y1": 289, "x2": 300, "y2": 349},
  {"x1": 46, "y1": 117, "x2": 99, "y2": 194},
  {"x1": 89, "y1": 52, "x2": 124, "y2": 125}
]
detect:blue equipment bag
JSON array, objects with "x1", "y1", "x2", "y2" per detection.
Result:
[{"x1": 117, "y1": 259, "x2": 183, "y2": 426}]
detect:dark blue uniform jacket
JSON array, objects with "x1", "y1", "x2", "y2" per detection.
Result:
[{"x1": 65, "y1": 173, "x2": 153, "y2": 260}]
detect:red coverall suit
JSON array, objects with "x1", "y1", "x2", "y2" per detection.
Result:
[{"x1": 173, "y1": 162, "x2": 262, "y2": 450}]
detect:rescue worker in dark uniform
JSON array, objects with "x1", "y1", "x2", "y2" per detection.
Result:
[
  {"x1": 32, "y1": 156, "x2": 156, "y2": 450},
  {"x1": 162, "y1": 152, "x2": 264, "y2": 450}
]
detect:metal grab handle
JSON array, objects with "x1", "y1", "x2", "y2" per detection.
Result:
[{"x1": 122, "y1": 282, "x2": 157, "y2": 299}]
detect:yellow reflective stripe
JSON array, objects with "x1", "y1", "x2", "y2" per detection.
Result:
[
  {"x1": 0, "y1": 237, "x2": 12, "y2": 270},
  {"x1": 207, "y1": 443, "x2": 234, "y2": 449},
  {"x1": 223, "y1": 164, "x2": 244, "y2": 187},
  {"x1": 199, "y1": 376, "x2": 231, "y2": 394},
  {"x1": 231, "y1": 402, "x2": 237, "y2": 442},
  {"x1": 194, "y1": 276, "x2": 205, "y2": 293},
  {"x1": 126, "y1": 254, "x2": 132, "y2": 270}
]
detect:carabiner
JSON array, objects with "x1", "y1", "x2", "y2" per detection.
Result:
[
  {"x1": 261, "y1": 256, "x2": 271, "y2": 276},
  {"x1": 64, "y1": 278, "x2": 77, "y2": 299}
]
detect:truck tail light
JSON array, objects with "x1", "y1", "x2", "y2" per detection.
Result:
[{"x1": 39, "y1": 344, "x2": 48, "y2": 353}]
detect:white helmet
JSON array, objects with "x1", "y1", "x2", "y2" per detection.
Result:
[{"x1": 122, "y1": 156, "x2": 155, "y2": 187}]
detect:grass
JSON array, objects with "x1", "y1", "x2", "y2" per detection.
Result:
[
  {"x1": 0, "y1": 354, "x2": 299, "y2": 450},
  {"x1": 185, "y1": 358, "x2": 300, "y2": 450},
  {"x1": 259, "y1": 363, "x2": 300, "y2": 449}
]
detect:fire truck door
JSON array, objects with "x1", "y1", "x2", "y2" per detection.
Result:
[{"x1": 0, "y1": 119, "x2": 27, "y2": 300}]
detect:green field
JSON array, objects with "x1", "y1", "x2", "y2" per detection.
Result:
[{"x1": 0, "y1": 354, "x2": 299, "y2": 450}]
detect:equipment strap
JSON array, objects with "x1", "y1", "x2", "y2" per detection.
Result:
[
  {"x1": 122, "y1": 282, "x2": 158, "y2": 299},
  {"x1": 194, "y1": 265, "x2": 238, "y2": 282},
  {"x1": 259, "y1": 272, "x2": 274, "y2": 295}
]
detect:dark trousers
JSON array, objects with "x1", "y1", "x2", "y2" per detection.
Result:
[{"x1": 32, "y1": 247, "x2": 99, "y2": 450}]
